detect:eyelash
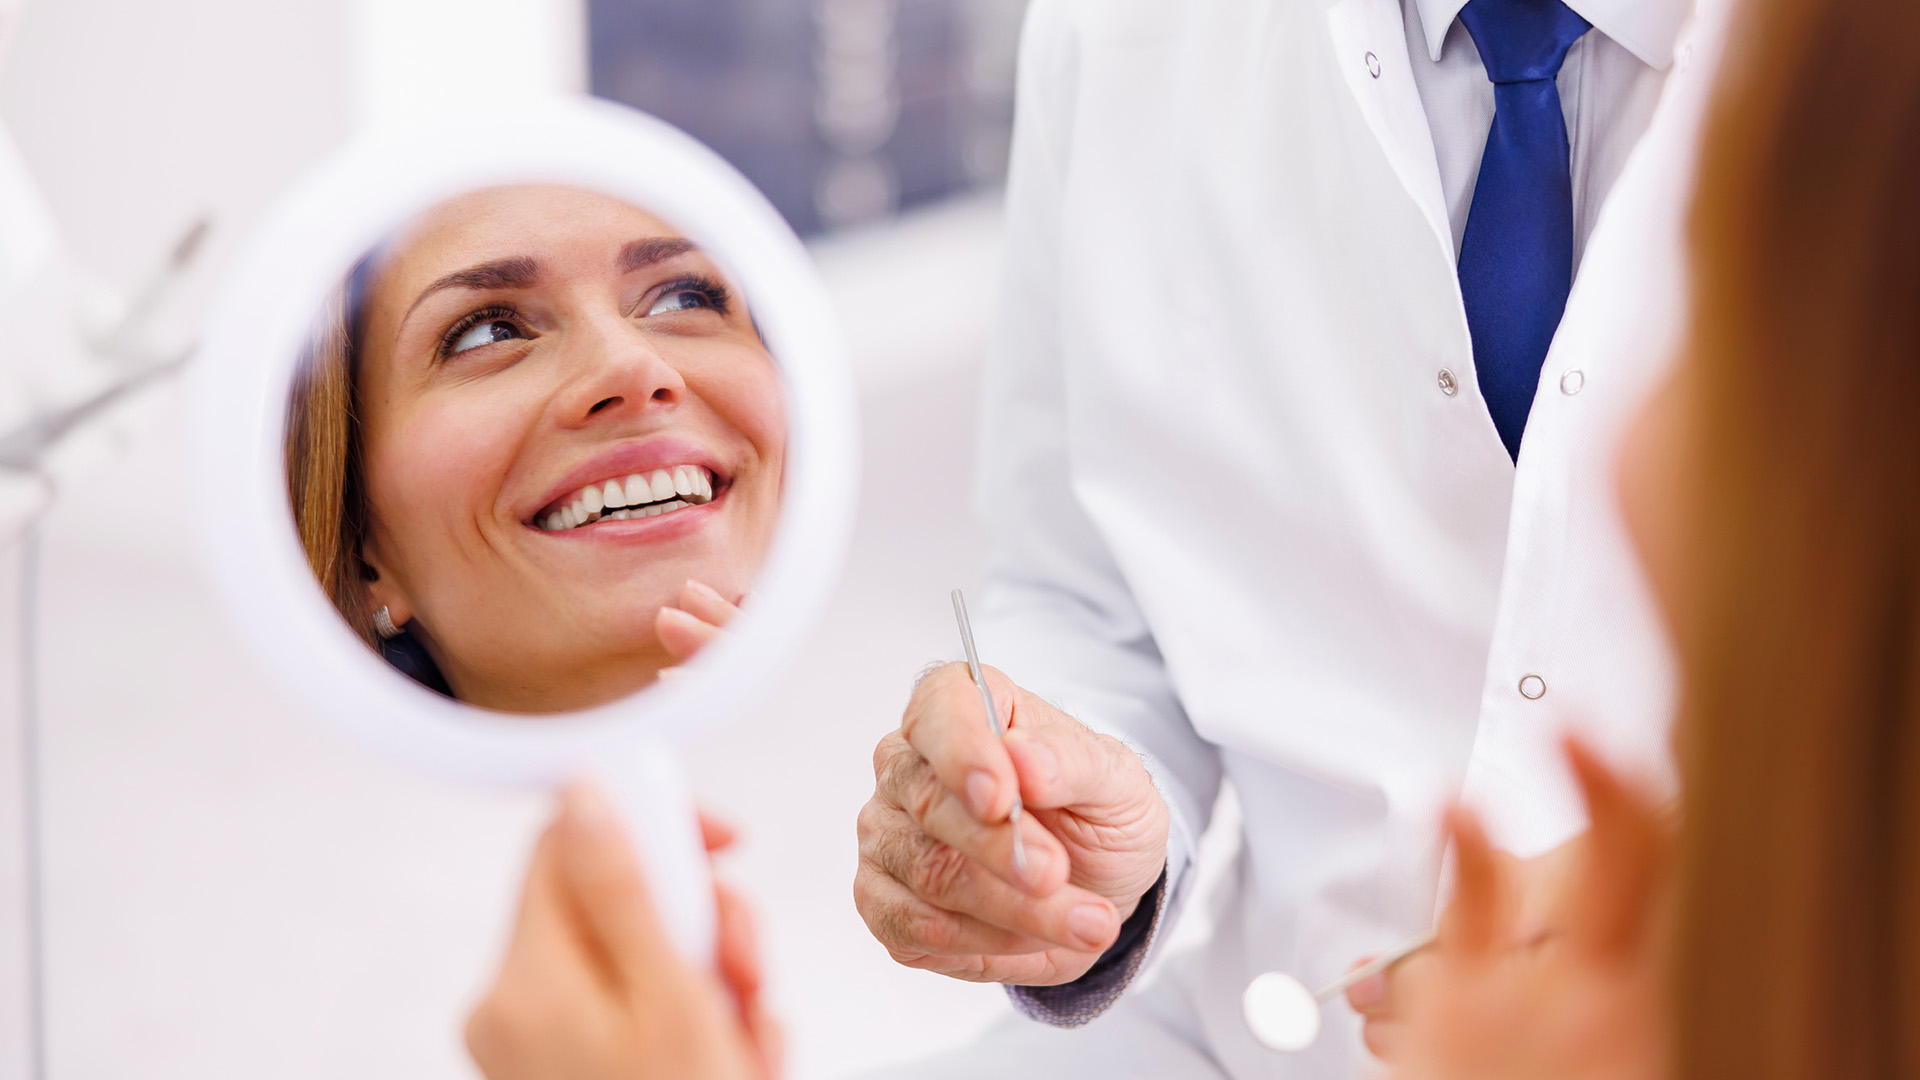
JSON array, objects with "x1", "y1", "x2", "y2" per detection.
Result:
[
  {"x1": 437, "y1": 303, "x2": 524, "y2": 360},
  {"x1": 434, "y1": 275, "x2": 732, "y2": 360},
  {"x1": 652, "y1": 274, "x2": 732, "y2": 315}
]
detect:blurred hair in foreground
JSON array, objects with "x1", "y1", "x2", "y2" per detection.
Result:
[{"x1": 1674, "y1": 0, "x2": 1920, "y2": 1072}]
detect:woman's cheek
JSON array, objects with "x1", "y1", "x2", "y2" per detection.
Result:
[{"x1": 382, "y1": 394, "x2": 522, "y2": 532}]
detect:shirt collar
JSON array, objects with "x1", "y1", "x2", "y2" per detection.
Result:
[{"x1": 1412, "y1": 0, "x2": 1691, "y2": 70}]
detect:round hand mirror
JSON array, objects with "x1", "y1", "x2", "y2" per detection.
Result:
[{"x1": 187, "y1": 97, "x2": 858, "y2": 962}]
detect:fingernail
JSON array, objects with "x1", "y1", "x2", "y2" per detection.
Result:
[
  {"x1": 656, "y1": 665, "x2": 685, "y2": 682},
  {"x1": 1348, "y1": 972, "x2": 1386, "y2": 1011},
  {"x1": 1068, "y1": 903, "x2": 1112, "y2": 948},
  {"x1": 1017, "y1": 844, "x2": 1051, "y2": 890},
  {"x1": 966, "y1": 770, "x2": 998, "y2": 817},
  {"x1": 686, "y1": 578, "x2": 725, "y2": 603}
]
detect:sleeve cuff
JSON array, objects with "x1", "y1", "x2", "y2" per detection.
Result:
[{"x1": 1003, "y1": 865, "x2": 1169, "y2": 1028}]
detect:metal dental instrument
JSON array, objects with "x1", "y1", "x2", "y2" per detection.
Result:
[
  {"x1": 1311, "y1": 927, "x2": 1437, "y2": 1002},
  {"x1": 950, "y1": 588, "x2": 1029, "y2": 875}
]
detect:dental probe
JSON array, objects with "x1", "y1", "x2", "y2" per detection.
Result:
[
  {"x1": 950, "y1": 589, "x2": 1029, "y2": 875},
  {"x1": 1243, "y1": 927, "x2": 1438, "y2": 1052}
]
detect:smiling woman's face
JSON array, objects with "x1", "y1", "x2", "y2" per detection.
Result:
[{"x1": 352, "y1": 185, "x2": 785, "y2": 712}]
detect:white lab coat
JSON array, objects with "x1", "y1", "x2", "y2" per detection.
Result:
[{"x1": 937, "y1": 0, "x2": 1728, "y2": 1075}]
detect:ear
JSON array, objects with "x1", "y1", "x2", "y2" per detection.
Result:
[
  {"x1": 1563, "y1": 736, "x2": 1672, "y2": 957},
  {"x1": 358, "y1": 534, "x2": 414, "y2": 629}
]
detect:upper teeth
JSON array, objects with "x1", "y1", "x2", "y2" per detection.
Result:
[{"x1": 540, "y1": 466, "x2": 715, "y2": 532}]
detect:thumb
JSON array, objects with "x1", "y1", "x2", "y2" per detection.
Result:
[
  {"x1": 1444, "y1": 806, "x2": 1505, "y2": 956},
  {"x1": 1002, "y1": 692, "x2": 1151, "y2": 816},
  {"x1": 1564, "y1": 737, "x2": 1670, "y2": 956},
  {"x1": 552, "y1": 782, "x2": 686, "y2": 990}
]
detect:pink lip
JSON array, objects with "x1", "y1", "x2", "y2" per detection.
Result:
[{"x1": 525, "y1": 438, "x2": 730, "y2": 523}]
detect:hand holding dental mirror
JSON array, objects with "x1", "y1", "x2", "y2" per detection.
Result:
[
  {"x1": 191, "y1": 98, "x2": 857, "y2": 963},
  {"x1": 1242, "y1": 928, "x2": 1437, "y2": 1052}
]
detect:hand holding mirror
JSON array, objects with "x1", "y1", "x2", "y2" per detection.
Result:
[{"x1": 190, "y1": 98, "x2": 858, "y2": 962}]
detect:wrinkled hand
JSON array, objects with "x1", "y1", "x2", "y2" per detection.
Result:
[
  {"x1": 656, "y1": 579, "x2": 742, "y2": 666},
  {"x1": 1381, "y1": 738, "x2": 1672, "y2": 1080},
  {"x1": 854, "y1": 662, "x2": 1169, "y2": 986},
  {"x1": 466, "y1": 786, "x2": 781, "y2": 1080}
]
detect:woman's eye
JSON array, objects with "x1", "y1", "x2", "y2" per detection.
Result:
[
  {"x1": 449, "y1": 319, "x2": 521, "y2": 355},
  {"x1": 647, "y1": 289, "x2": 714, "y2": 317}
]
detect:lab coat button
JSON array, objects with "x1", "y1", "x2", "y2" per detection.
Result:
[
  {"x1": 1518, "y1": 674, "x2": 1546, "y2": 700},
  {"x1": 1560, "y1": 369, "x2": 1585, "y2": 395},
  {"x1": 1437, "y1": 368, "x2": 1458, "y2": 396},
  {"x1": 1365, "y1": 51, "x2": 1382, "y2": 78}
]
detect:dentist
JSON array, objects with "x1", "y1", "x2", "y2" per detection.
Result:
[{"x1": 853, "y1": 0, "x2": 1725, "y2": 1074}]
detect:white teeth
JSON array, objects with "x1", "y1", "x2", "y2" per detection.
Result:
[
  {"x1": 649, "y1": 470, "x2": 675, "y2": 501},
  {"x1": 544, "y1": 467, "x2": 716, "y2": 531}
]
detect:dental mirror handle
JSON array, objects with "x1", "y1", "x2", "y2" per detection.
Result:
[{"x1": 601, "y1": 739, "x2": 716, "y2": 967}]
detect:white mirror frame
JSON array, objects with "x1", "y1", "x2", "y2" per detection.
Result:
[{"x1": 188, "y1": 97, "x2": 859, "y2": 959}]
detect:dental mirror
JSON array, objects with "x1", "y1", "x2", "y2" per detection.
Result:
[
  {"x1": 1243, "y1": 928, "x2": 1437, "y2": 1052},
  {"x1": 188, "y1": 98, "x2": 858, "y2": 963}
]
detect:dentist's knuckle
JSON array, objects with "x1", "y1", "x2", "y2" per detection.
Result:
[
  {"x1": 874, "y1": 744, "x2": 932, "y2": 810},
  {"x1": 865, "y1": 890, "x2": 949, "y2": 953},
  {"x1": 871, "y1": 731, "x2": 909, "y2": 778},
  {"x1": 906, "y1": 840, "x2": 974, "y2": 907},
  {"x1": 900, "y1": 765, "x2": 948, "y2": 827}
]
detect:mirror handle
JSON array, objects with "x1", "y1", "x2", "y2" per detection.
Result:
[{"x1": 602, "y1": 739, "x2": 716, "y2": 967}]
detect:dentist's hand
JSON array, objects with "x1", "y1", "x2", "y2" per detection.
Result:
[{"x1": 854, "y1": 662, "x2": 1169, "y2": 985}]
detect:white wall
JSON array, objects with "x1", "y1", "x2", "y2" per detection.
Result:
[{"x1": 0, "y1": 1, "x2": 1016, "y2": 1076}]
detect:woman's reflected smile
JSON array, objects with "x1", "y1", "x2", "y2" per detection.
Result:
[{"x1": 292, "y1": 185, "x2": 785, "y2": 712}]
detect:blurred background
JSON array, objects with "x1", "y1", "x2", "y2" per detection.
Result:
[{"x1": 0, "y1": 0, "x2": 1044, "y2": 1076}]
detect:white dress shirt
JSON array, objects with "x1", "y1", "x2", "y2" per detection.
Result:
[{"x1": 1406, "y1": 0, "x2": 1689, "y2": 266}]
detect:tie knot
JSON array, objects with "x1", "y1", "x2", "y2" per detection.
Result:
[{"x1": 1458, "y1": 0, "x2": 1591, "y2": 84}]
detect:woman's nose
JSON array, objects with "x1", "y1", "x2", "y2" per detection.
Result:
[{"x1": 555, "y1": 317, "x2": 688, "y2": 426}]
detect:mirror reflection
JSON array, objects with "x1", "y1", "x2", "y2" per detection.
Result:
[{"x1": 284, "y1": 185, "x2": 785, "y2": 713}]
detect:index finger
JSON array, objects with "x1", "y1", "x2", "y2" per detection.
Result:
[{"x1": 901, "y1": 662, "x2": 1021, "y2": 823}]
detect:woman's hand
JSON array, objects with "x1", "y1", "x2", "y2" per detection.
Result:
[
  {"x1": 655, "y1": 579, "x2": 742, "y2": 665},
  {"x1": 1348, "y1": 831, "x2": 1587, "y2": 1058},
  {"x1": 1380, "y1": 738, "x2": 1673, "y2": 1080},
  {"x1": 465, "y1": 785, "x2": 781, "y2": 1080}
]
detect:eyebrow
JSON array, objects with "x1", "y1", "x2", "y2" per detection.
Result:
[
  {"x1": 402, "y1": 255, "x2": 541, "y2": 325},
  {"x1": 397, "y1": 238, "x2": 701, "y2": 335},
  {"x1": 618, "y1": 236, "x2": 697, "y2": 273}
]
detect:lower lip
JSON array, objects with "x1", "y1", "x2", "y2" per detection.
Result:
[{"x1": 530, "y1": 487, "x2": 727, "y2": 544}]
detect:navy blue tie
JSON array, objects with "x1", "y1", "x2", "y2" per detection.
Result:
[{"x1": 1455, "y1": 0, "x2": 1590, "y2": 460}]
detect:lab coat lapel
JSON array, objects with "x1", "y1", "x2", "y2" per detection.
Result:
[{"x1": 1323, "y1": 0, "x2": 1455, "y2": 271}]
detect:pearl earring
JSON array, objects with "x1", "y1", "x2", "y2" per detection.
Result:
[{"x1": 373, "y1": 605, "x2": 402, "y2": 640}]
